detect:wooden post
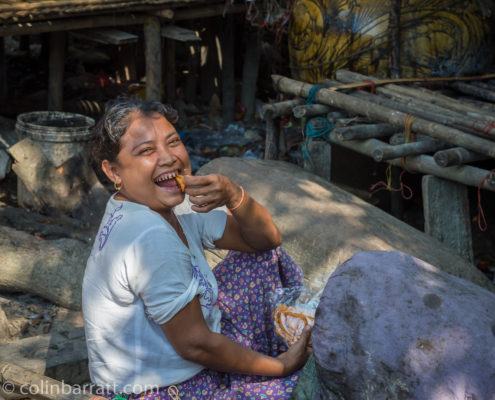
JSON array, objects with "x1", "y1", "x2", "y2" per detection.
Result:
[
  {"x1": 422, "y1": 175, "x2": 474, "y2": 263},
  {"x1": 48, "y1": 31, "x2": 66, "y2": 111},
  {"x1": 0, "y1": 37, "x2": 6, "y2": 101},
  {"x1": 164, "y1": 37, "x2": 176, "y2": 103},
  {"x1": 389, "y1": 0, "x2": 401, "y2": 78},
  {"x1": 199, "y1": 18, "x2": 219, "y2": 104},
  {"x1": 302, "y1": 139, "x2": 332, "y2": 181},
  {"x1": 221, "y1": 14, "x2": 235, "y2": 123},
  {"x1": 264, "y1": 116, "x2": 280, "y2": 160},
  {"x1": 241, "y1": 29, "x2": 262, "y2": 121},
  {"x1": 144, "y1": 16, "x2": 162, "y2": 101}
]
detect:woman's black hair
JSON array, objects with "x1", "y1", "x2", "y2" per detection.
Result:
[{"x1": 91, "y1": 97, "x2": 179, "y2": 166}]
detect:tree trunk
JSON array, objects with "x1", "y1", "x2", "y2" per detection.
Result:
[{"x1": 0, "y1": 225, "x2": 90, "y2": 310}]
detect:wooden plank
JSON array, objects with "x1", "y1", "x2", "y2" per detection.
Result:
[
  {"x1": 161, "y1": 24, "x2": 201, "y2": 42},
  {"x1": 70, "y1": 28, "x2": 138, "y2": 45},
  {"x1": 422, "y1": 175, "x2": 474, "y2": 263}
]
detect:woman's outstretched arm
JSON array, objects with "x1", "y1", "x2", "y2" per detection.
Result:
[
  {"x1": 161, "y1": 296, "x2": 311, "y2": 377},
  {"x1": 183, "y1": 174, "x2": 282, "y2": 251}
]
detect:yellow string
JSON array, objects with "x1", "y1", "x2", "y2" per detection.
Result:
[
  {"x1": 401, "y1": 114, "x2": 417, "y2": 168},
  {"x1": 404, "y1": 114, "x2": 416, "y2": 144}
]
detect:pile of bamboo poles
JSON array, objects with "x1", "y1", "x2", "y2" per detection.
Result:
[{"x1": 264, "y1": 70, "x2": 495, "y2": 192}]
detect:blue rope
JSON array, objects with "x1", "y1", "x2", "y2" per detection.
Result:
[
  {"x1": 306, "y1": 85, "x2": 326, "y2": 105},
  {"x1": 301, "y1": 85, "x2": 332, "y2": 169},
  {"x1": 302, "y1": 116, "x2": 334, "y2": 170}
]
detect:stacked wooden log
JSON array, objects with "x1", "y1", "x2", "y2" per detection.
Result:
[{"x1": 265, "y1": 71, "x2": 495, "y2": 192}]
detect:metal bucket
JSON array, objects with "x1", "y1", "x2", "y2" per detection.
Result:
[{"x1": 15, "y1": 111, "x2": 95, "y2": 211}]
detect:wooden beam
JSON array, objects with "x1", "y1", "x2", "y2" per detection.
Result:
[
  {"x1": 0, "y1": 14, "x2": 149, "y2": 37},
  {"x1": 144, "y1": 16, "x2": 162, "y2": 101}
]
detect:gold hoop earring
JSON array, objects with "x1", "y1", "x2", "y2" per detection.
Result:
[{"x1": 114, "y1": 182, "x2": 122, "y2": 191}]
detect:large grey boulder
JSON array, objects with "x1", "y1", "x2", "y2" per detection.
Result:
[
  {"x1": 312, "y1": 251, "x2": 495, "y2": 400},
  {"x1": 198, "y1": 158, "x2": 493, "y2": 292}
]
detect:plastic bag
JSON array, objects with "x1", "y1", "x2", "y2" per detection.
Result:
[{"x1": 269, "y1": 273, "x2": 330, "y2": 345}]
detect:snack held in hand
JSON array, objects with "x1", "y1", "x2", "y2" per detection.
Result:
[
  {"x1": 274, "y1": 304, "x2": 315, "y2": 345},
  {"x1": 175, "y1": 174, "x2": 186, "y2": 192}
]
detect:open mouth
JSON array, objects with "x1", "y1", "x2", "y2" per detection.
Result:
[{"x1": 154, "y1": 171, "x2": 180, "y2": 188}]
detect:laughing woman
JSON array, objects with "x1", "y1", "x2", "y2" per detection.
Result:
[{"x1": 82, "y1": 98, "x2": 311, "y2": 400}]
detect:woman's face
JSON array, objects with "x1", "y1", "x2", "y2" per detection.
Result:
[{"x1": 104, "y1": 111, "x2": 190, "y2": 214}]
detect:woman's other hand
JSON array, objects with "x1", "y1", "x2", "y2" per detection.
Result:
[{"x1": 276, "y1": 326, "x2": 313, "y2": 376}]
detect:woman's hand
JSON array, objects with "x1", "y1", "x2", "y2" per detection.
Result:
[
  {"x1": 183, "y1": 174, "x2": 240, "y2": 213},
  {"x1": 183, "y1": 173, "x2": 281, "y2": 252},
  {"x1": 276, "y1": 326, "x2": 313, "y2": 376}
]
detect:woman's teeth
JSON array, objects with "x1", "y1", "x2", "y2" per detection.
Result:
[{"x1": 155, "y1": 172, "x2": 178, "y2": 183}]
